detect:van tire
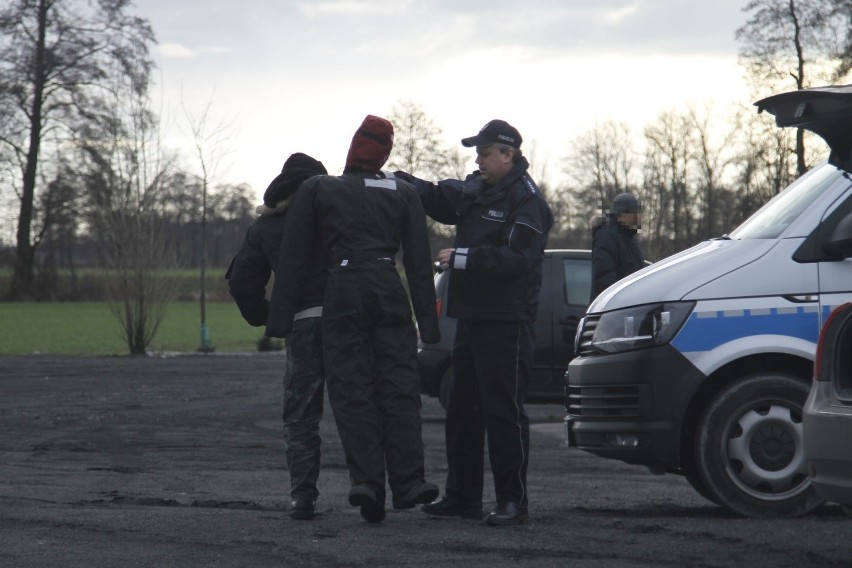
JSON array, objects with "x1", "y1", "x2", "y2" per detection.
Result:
[{"x1": 694, "y1": 373, "x2": 824, "y2": 518}]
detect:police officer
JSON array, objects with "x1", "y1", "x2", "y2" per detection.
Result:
[
  {"x1": 591, "y1": 192, "x2": 645, "y2": 301},
  {"x1": 396, "y1": 119, "x2": 553, "y2": 526},
  {"x1": 225, "y1": 152, "x2": 328, "y2": 520},
  {"x1": 265, "y1": 115, "x2": 440, "y2": 523}
]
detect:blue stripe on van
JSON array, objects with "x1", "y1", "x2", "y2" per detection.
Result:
[{"x1": 671, "y1": 306, "x2": 819, "y2": 353}]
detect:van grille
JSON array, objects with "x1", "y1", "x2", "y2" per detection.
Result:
[
  {"x1": 566, "y1": 385, "x2": 641, "y2": 418},
  {"x1": 576, "y1": 315, "x2": 600, "y2": 356}
]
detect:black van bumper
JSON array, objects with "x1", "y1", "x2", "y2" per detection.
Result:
[{"x1": 564, "y1": 344, "x2": 705, "y2": 470}]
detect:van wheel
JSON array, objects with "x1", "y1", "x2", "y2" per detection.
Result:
[
  {"x1": 694, "y1": 373, "x2": 823, "y2": 518},
  {"x1": 438, "y1": 369, "x2": 453, "y2": 410}
]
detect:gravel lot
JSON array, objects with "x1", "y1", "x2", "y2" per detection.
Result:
[{"x1": 1, "y1": 354, "x2": 849, "y2": 567}]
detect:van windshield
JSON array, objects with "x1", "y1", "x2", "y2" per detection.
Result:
[{"x1": 729, "y1": 164, "x2": 844, "y2": 239}]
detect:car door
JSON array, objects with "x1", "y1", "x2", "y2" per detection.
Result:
[
  {"x1": 530, "y1": 254, "x2": 554, "y2": 391},
  {"x1": 531, "y1": 251, "x2": 591, "y2": 394}
]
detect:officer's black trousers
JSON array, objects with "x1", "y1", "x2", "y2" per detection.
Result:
[{"x1": 445, "y1": 319, "x2": 533, "y2": 507}]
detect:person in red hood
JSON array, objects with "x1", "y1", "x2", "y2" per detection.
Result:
[{"x1": 266, "y1": 115, "x2": 440, "y2": 523}]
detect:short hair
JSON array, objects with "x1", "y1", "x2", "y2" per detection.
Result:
[{"x1": 494, "y1": 143, "x2": 523, "y2": 163}]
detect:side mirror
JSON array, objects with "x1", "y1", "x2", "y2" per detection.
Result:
[{"x1": 823, "y1": 213, "x2": 852, "y2": 259}]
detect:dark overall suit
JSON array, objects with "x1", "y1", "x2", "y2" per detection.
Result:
[
  {"x1": 398, "y1": 157, "x2": 553, "y2": 510},
  {"x1": 266, "y1": 169, "x2": 440, "y2": 514}
]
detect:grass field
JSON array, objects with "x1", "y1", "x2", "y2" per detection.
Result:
[{"x1": 0, "y1": 301, "x2": 275, "y2": 356}]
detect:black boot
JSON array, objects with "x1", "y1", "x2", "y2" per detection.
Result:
[
  {"x1": 420, "y1": 495, "x2": 483, "y2": 519},
  {"x1": 290, "y1": 495, "x2": 316, "y2": 520},
  {"x1": 484, "y1": 502, "x2": 528, "y2": 526}
]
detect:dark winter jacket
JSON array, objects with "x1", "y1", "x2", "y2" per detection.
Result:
[
  {"x1": 397, "y1": 157, "x2": 553, "y2": 322},
  {"x1": 265, "y1": 171, "x2": 440, "y2": 343},
  {"x1": 225, "y1": 154, "x2": 327, "y2": 327},
  {"x1": 224, "y1": 205, "x2": 329, "y2": 326},
  {"x1": 591, "y1": 218, "x2": 645, "y2": 300}
]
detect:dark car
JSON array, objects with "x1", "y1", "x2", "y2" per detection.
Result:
[
  {"x1": 417, "y1": 249, "x2": 592, "y2": 407},
  {"x1": 804, "y1": 302, "x2": 852, "y2": 515}
]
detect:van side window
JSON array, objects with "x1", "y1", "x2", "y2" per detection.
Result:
[{"x1": 564, "y1": 258, "x2": 591, "y2": 306}]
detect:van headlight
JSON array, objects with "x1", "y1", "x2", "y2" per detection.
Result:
[{"x1": 590, "y1": 302, "x2": 695, "y2": 354}]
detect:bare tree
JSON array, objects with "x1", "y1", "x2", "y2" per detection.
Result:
[
  {"x1": 737, "y1": 0, "x2": 852, "y2": 175},
  {"x1": 0, "y1": 0, "x2": 155, "y2": 300},
  {"x1": 564, "y1": 121, "x2": 637, "y2": 203},
  {"x1": 386, "y1": 100, "x2": 465, "y2": 249},
  {"x1": 181, "y1": 94, "x2": 236, "y2": 352},
  {"x1": 76, "y1": 53, "x2": 176, "y2": 355},
  {"x1": 560, "y1": 121, "x2": 638, "y2": 248},
  {"x1": 387, "y1": 100, "x2": 466, "y2": 180},
  {"x1": 730, "y1": 102, "x2": 798, "y2": 217},
  {"x1": 686, "y1": 104, "x2": 738, "y2": 240},
  {"x1": 643, "y1": 111, "x2": 695, "y2": 259}
]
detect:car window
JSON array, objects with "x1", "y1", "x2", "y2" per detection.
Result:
[
  {"x1": 730, "y1": 164, "x2": 844, "y2": 239},
  {"x1": 563, "y1": 258, "x2": 591, "y2": 306}
]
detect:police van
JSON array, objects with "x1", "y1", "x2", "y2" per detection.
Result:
[{"x1": 565, "y1": 84, "x2": 852, "y2": 518}]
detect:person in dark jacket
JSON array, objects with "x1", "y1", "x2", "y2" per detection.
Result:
[
  {"x1": 396, "y1": 119, "x2": 553, "y2": 527},
  {"x1": 225, "y1": 152, "x2": 329, "y2": 520},
  {"x1": 265, "y1": 115, "x2": 441, "y2": 524},
  {"x1": 591, "y1": 192, "x2": 645, "y2": 301}
]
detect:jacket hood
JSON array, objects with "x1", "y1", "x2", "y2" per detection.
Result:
[{"x1": 262, "y1": 152, "x2": 327, "y2": 208}]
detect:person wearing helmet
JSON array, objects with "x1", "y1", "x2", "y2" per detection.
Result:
[{"x1": 591, "y1": 192, "x2": 645, "y2": 301}]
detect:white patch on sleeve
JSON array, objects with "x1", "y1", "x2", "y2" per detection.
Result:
[{"x1": 453, "y1": 249, "x2": 468, "y2": 270}]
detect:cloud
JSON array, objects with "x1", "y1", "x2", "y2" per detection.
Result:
[
  {"x1": 154, "y1": 43, "x2": 233, "y2": 60},
  {"x1": 156, "y1": 43, "x2": 197, "y2": 59},
  {"x1": 297, "y1": 0, "x2": 412, "y2": 16},
  {"x1": 600, "y1": 2, "x2": 640, "y2": 25}
]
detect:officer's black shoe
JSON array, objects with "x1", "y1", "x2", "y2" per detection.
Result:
[
  {"x1": 348, "y1": 484, "x2": 385, "y2": 523},
  {"x1": 290, "y1": 495, "x2": 316, "y2": 520},
  {"x1": 393, "y1": 482, "x2": 440, "y2": 510},
  {"x1": 420, "y1": 495, "x2": 483, "y2": 519},
  {"x1": 484, "y1": 501, "x2": 528, "y2": 526}
]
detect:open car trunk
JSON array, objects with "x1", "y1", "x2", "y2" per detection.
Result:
[{"x1": 755, "y1": 84, "x2": 852, "y2": 171}]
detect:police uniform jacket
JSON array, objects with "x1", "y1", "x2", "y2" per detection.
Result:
[
  {"x1": 398, "y1": 157, "x2": 553, "y2": 322},
  {"x1": 265, "y1": 171, "x2": 440, "y2": 343}
]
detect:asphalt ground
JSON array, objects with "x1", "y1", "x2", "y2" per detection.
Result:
[{"x1": 1, "y1": 354, "x2": 850, "y2": 567}]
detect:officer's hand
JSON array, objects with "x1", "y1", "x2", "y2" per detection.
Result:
[{"x1": 436, "y1": 248, "x2": 455, "y2": 271}]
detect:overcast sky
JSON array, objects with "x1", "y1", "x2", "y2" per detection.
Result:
[{"x1": 138, "y1": 0, "x2": 754, "y2": 198}]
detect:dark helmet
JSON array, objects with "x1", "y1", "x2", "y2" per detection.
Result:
[{"x1": 612, "y1": 192, "x2": 641, "y2": 214}]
